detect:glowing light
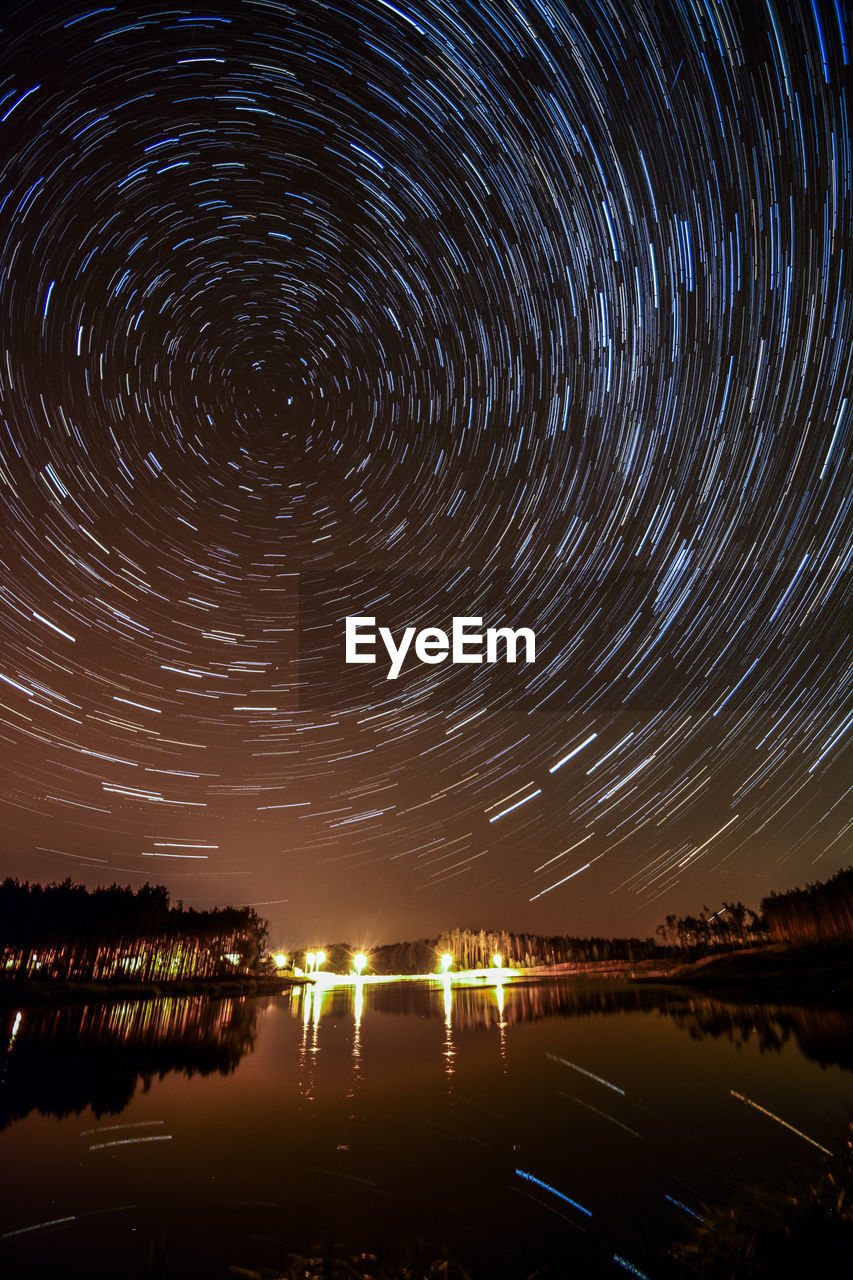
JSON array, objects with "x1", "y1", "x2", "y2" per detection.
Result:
[
  {"x1": 315, "y1": 950, "x2": 326, "y2": 969},
  {"x1": 353, "y1": 952, "x2": 367, "y2": 974},
  {"x1": 442, "y1": 971, "x2": 454, "y2": 1084},
  {"x1": 440, "y1": 953, "x2": 453, "y2": 973},
  {"x1": 272, "y1": 952, "x2": 288, "y2": 968},
  {"x1": 286, "y1": 963, "x2": 520, "y2": 989},
  {"x1": 312, "y1": 968, "x2": 338, "y2": 988},
  {"x1": 492, "y1": 953, "x2": 502, "y2": 968},
  {"x1": 8, "y1": 1011, "x2": 21, "y2": 1048}
]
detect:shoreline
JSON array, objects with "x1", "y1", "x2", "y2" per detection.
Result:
[
  {"x1": 629, "y1": 941, "x2": 853, "y2": 1002},
  {"x1": 2, "y1": 943, "x2": 851, "y2": 1009},
  {"x1": 0, "y1": 973, "x2": 310, "y2": 1009}
]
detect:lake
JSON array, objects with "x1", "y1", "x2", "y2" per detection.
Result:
[{"x1": 1, "y1": 978, "x2": 851, "y2": 1278}]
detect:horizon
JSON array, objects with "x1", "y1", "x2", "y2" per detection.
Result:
[{"x1": 2, "y1": 866, "x2": 830, "y2": 956}]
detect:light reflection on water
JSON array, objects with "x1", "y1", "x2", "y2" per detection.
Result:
[
  {"x1": 443, "y1": 973, "x2": 455, "y2": 1084},
  {"x1": 0, "y1": 981, "x2": 851, "y2": 1278},
  {"x1": 288, "y1": 974, "x2": 517, "y2": 1089},
  {"x1": 496, "y1": 979, "x2": 508, "y2": 1072}
]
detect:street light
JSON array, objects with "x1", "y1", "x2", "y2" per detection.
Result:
[
  {"x1": 306, "y1": 951, "x2": 316, "y2": 973},
  {"x1": 353, "y1": 953, "x2": 367, "y2": 975},
  {"x1": 315, "y1": 950, "x2": 326, "y2": 970},
  {"x1": 272, "y1": 952, "x2": 288, "y2": 969},
  {"x1": 492, "y1": 953, "x2": 503, "y2": 970},
  {"x1": 440, "y1": 953, "x2": 453, "y2": 974}
]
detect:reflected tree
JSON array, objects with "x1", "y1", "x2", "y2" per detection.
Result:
[{"x1": 0, "y1": 995, "x2": 257, "y2": 1131}]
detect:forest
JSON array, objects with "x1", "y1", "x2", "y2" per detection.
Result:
[
  {"x1": 640, "y1": 868, "x2": 853, "y2": 954},
  {"x1": 0, "y1": 878, "x2": 269, "y2": 983},
  {"x1": 352, "y1": 911, "x2": 764, "y2": 974},
  {"x1": 655, "y1": 901, "x2": 763, "y2": 952},
  {"x1": 291, "y1": 931, "x2": 662, "y2": 976},
  {"x1": 3, "y1": 864, "x2": 850, "y2": 987},
  {"x1": 760, "y1": 865, "x2": 853, "y2": 945},
  {"x1": 300, "y1": 867, "x2": 853, "y2": 975}
]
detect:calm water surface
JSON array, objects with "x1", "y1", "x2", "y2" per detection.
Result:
[{"x1": 1, "y1": 979, "x2": 851, "y2": 1278}]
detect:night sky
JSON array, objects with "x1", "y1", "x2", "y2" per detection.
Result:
[{"x1": 0, "y1": 0, "x2": 850, "y2": 950}]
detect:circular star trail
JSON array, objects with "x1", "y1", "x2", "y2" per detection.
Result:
[{"x1": 0, "y1": 0, "x2": 850, "y2": 940}]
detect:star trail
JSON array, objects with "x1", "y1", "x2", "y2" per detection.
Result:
[{"x1": 0, "y1": 0, "x2": 850, "y2": 943}]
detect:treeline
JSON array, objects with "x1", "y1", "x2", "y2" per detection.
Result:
[
  {"x1": 655, "y1": 867, "x2": 853, "y2": 952},
  {"x1": 761, "y1": 865, "x2": 853, "y2": 945},
  {"x1": 0, "y1": 879, "x2": 269, "y2": 983},
  {"x1": 292, "y1": 940, "x2": 442, "y2": 975},
  {"x1": 296, "y1": 930, "x2": 661, "y2": 976},
  {"x1": 655, "y1": 901, "x2": 763, "y2": 953},
  {"x1": 293, "y1": 867, "x2": 853, "y2": 979},
  {"x1": 434, "y1": 927, "x2": 658, "y2": 969},
  {"x1": 361, "y1": 912, "x2": 771, "y2": 974},
  {"x1": 371, "y1": 938, "x2": 443, "y2": 975}
]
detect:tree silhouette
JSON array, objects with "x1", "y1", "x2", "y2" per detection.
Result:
[
  {"x1": 0, "y1": 878, "x2": 269, "y2": 983},
  {"x1": 761, "y1": 866, "x2": 853, "y2": 946}
]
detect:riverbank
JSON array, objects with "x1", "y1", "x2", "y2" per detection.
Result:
[
  {"x1": 633, "y1": 942, "x2": 853, "y2": 1001},
  {"x1": 3, "y1": 943, "x2": 852, "y2": 1009},
  {"x1": 0, "y1": 972, "x2": 310, "y2": 1008},
  {"x1": 505, "y1": 944, "x2": 853, "y2": 1003}
]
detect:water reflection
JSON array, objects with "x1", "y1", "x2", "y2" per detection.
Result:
[
  {"x1": 347, "y1": 978, "x2": 364, "y2": 1105},
  {"x1": 0, "y1": 996, "x2": 257, "y2": 1130},
  {"x1": 297, "y1": 981, "x2": 323, "y2": 1102},
  {"x1": 1, "y1": 980, "x2": 852, "y2": 1280},
  {"x1": 442, "y1": 974, "x2": 455, "y2": 1086},
  {"x1": 2, "y1": 982, "x2": 851, "y2": 1142},
  {"x1": 283, "y1": 978, "x2": 853, "y2": 1078},
  {"x1": 668, "y1": 996, "x2": 853, "y2": 1073},
  {"x1": 345, "y1": 976, "x2": 653, "y2": 1024},
  {"x1": 495, "y1": 978, "x2": 508, "y2": 1072}
]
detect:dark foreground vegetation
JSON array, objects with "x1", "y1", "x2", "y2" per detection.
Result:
[
  {"x1": 219, "y1": 1120, "x2": 853, "y2": 1279},
  {"x1": 668, "y1": 1121, "x2": 853, "y2": 1280}
]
